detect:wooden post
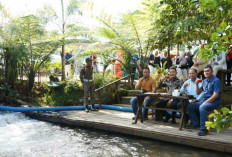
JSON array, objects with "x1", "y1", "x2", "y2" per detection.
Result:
[
  {"x1": 131, "y1": 74, "x2": 134, "y2": 87},
  {"x1": 115, "y1": 82, "x2": 120, "y2": 103},
  {"x1": 179, "y1": 99, "x2": 187, "y2": 130},
  {"x1": 128, "y1": 76, "x2": 130, "y2": 85},
  {"x1": 98, "y1": 91, "x2": 102, "y2": 109}
]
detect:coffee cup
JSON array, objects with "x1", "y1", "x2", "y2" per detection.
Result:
[{"x1": 172, "y1": 90, "x2": 180, "y2": 96}]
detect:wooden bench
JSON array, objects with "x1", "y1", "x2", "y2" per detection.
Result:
[{"x1": 133, "y1": 93, "x2": 189, "y2": 130}]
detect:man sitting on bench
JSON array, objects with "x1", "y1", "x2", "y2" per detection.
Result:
[
  {"x1": 130, "y1": 68, "x2": 156, "y2": 121},
  {"x1": 177, "y1": 68, "x2": 204, "y2": 123},
  {"x1": 188, "y1": 65, "x2": 221, "y2": 136},
  {"x1": 155, "y1": 68, "x2": 182, "y2": 124}
]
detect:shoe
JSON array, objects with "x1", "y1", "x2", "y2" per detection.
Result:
[
  {"x1": 132, "y1": 116, "x2": 135, "y2": 120},
  {"x1": 163, "y1": 114, "x2": 171, "y2": 122},
  {"x1": 90, "y1": 108, "x2": 98, "y2": 111},
  {"x1": 198, "y1": 129, "x2": 209, "y2": 136},
  {"x1": 186, "y1": 124, "x2": 200, "y2": 129},
  {"x1": 142, "y1": 117, "x2": 148, "y2": 121},
  {"x1": 85, "y1": 109, "x2": 89, "y2": 113}
]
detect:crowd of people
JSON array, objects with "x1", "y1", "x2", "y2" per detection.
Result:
[
  {"x1": 147, "y1": 47, "x2": 232, "y2": 85},
  {"x1": 130, "y1": 65, "x2": 222, "y2": 136}
]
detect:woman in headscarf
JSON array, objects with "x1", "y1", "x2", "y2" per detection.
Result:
[
  {"x1": 176, "y1": 51, "x2": 188, "y2": 81},
  {"x1": 161, "y1": 50, "x2": 172, "y2": 69},
  {"x1": 148, "y1": 49, "x2": 161, "y2": 75}
]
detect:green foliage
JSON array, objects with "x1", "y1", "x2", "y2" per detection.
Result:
[
  {"x1": 0, "y1": 69, "x2": 3, "y2": 80},
  {"x1": 97, "y1": 12, "x2": 153, "y2": 77},
  {"x1": 37, "y1": 0, "x2": 86, "y2": 81},
  {"x1": 94, "y1": 70, "x2": 121, "y2": 104},
  {"x1": 199, "y1": 22, "x2": 232, "y2": 60},
  {"x1": 94, "y1": 70, "x2": 117, "y2": 88},
  {"x1": 41, "y1": 61, "x2": 62, "y2": 74},
  {"x1": 0, "y1": 84, "x2": 17, "y2": 101},
  {"x1": 206, "y1": 105, "x2": 232, "y2": 133},
  {"x1": 36, "y1": 80, "x2": 83, "y2": 106},
  {"x1": 76, "y1": 42, "x2": 118, "y2": 83}
]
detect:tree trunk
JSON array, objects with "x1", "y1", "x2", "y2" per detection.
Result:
[
  {"x1": 61, "y1": 0, "x2": 66, "y2": 81},
  {"x1": 61, "y1": 44, "x2": 65, "y2": 81},
  {"x1": 28, "y1": 70, "x2": 35, "y2": 95},
  {"x1": 4, "y1": 48, "x2": 10, "y2": 85},
  {"x1": 102, "y1": 64, "x2": 108, "y2": 85},
  {"x1": 177, "y1": 43, "x2": 180, "y2": 56}
]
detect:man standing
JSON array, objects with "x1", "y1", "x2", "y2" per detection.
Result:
[
  {"x1": 188, "y1": 66, "x2": 221, "y2": 136},
  {"x1": 130, "y1": 68, "x2": 156, "y2": 120},
  {"x1": 64, "y1": 51, "x2": 73, "y2": 78},
  {"x1": 155, "y1": 68, "x2": 182, "y2": 124},
  {"x1": 80, "y1": 57, "x2": 98, "y2": 112}
]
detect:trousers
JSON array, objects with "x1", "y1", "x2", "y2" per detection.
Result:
[
  {"x1": 130, "y1": 96, "x2": 154, "y2": 119},
  {"x1": 187, "y1": 99, "x2": 220, "y2": 129},
  {"x1": 83, "y1": 82, "x2": 95, "y2": 109}
]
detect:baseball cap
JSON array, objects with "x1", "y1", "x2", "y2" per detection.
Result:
[{"x1": 85, "y1": 57, "x2": 93, "y2": 63}]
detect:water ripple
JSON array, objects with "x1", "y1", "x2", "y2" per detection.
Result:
[{"x1": 0, "y1": 112, "x2": 230, "y2": 157}]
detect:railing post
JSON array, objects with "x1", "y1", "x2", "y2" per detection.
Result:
[
  {"x1": 128, "y1": 75, "x2": 130, "y2": 84},
  {"x1": 131, "y1": 73, "x2": 134, "y2": 87},
  {"x1": 98, "y1": 90, "x2": 102, "y2": 109},
  {"x1": 115, "y1": 82, "x2": 120, "y2": 103},
  {"x1": 95, "y1": 74, "x2": 134, "y2": 108}
]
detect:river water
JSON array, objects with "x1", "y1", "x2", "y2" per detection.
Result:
[{"x1": 0, "y1": 112, "x2": 230, "y2": 157}]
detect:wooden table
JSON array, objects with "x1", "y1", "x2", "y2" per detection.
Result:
[{"x1": 133, "y1": 93, "x2": 189, "y2": 130}]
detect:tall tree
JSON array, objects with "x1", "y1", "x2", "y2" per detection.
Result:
[
  {"x1": 97, "y1": 12, "x2": 156, "y2": 77},
  {"x1": 38, "y1": 0, "x2": 84, "y2": 81},
  {"x1": 12, "y1": 15, "x2": 62, "y2": 93}
]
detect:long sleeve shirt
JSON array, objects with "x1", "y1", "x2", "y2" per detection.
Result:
[
  {"x1": 180, "y1": 78, "x2": 204, "y2": 103},
  {"x1": 161, "y1": 77, "x2": 182, "y2": 94}
]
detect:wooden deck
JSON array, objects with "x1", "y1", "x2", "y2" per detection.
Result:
[{"x1": 25, "y1": 109, "x2": 232, "y2": 154}]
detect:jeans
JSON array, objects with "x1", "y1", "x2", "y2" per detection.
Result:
[
  {"x1": 187, "y1": 99, "x2": 221, "y2": 129},
  {"x1": 130, "y1": 96, "x2": 154, "y2": 119},
  {"x1": 155, "y1": 99, "x2": 180, "y2": 119}
]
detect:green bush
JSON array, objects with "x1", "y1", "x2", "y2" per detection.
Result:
[
  {"x1": 0, "y1": 84, "x2": 17, "y2": 103},
  {"x1": 36, "y1": 80, "x2": 83, "y2": 106},
  {"x1": 94, "y1": 70, "x2": 122, "y2": 104},
  {"x1": 206, "y1": 105, "x2": 232, "y2": 133},
  {"x1": 0, "y1": 69, "x2": 4, "y2": 81},
  {"x1": 36, "y1": 69, "x2": 130, "y2": 106},
  {"x1": 94, "y1": 70, "x2": 117, "y2": 88}
]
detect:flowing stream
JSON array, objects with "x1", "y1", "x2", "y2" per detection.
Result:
[{"x1": 0, "y1": 112, "x2": 230, "y2": 157}]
